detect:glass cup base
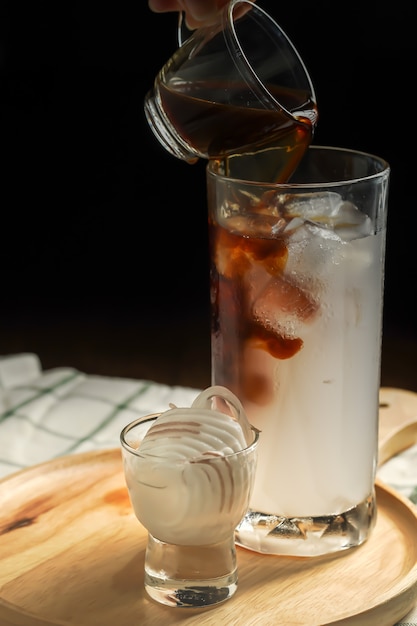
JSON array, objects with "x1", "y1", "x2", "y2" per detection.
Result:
[
  {"x1": 144, "y1": 574, "x2": 237, "y2": 608},
  {"x1": 144, "y1": 534, "x2": 238, "y2": 607},
  {"x1": 235, "y1": 491, "x2": 377, "y2": 557}
]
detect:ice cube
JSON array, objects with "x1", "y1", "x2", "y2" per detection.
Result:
[
  {"x1": 277, "y1": 193, "x2": 373, "y2": 241},
  {"x1": 330, "y1": 201, "x2": 373, "y2": 241},
  {"x1": 214, "y1": 214, "x2": 288, "y2": 281},
  {"x1": 253, "y1": 274, "x2": 319, "y2": 340},
  {"x1": 278, "y1": 191, "x2": 343, "y2": 221}
]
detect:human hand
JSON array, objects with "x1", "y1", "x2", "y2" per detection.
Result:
[{"x1": 148, "y1": 0, "x2": 231, "y2": 29}]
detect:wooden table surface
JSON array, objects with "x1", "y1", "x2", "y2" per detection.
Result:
[{"x1": 1, "y1": 387, "x2": 417, "y2": 626}]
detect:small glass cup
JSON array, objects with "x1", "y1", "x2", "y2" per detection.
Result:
[
  {"x1": 144, "y1": 0, "x2": 317, "y2": 171},
  {"x1": 120, "y1": 400, "x2": 259, "y2": 607}
]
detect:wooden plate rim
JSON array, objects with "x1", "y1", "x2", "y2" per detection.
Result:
[{"x1": 1, "y1": 448, "x2": 417, "y2": 626}]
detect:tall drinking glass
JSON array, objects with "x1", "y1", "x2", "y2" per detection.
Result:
[{"x1": 207, "y1": 145, "x2": 390, "y2": 557}]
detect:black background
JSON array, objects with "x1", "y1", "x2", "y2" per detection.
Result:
[{"x1": 1, "y1": 1, "x2": 416, "y2": 389}]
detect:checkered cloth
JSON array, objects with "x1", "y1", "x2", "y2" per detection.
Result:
[
  {"x1": 1, "y1": 352, "x2": 417, "y2": 624},
  {"x1": 0, "y1": 353, "x2": 200, "y2": 478}
]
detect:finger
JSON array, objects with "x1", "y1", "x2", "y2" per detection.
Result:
[
  {"x1": 148, "y1": 0, "x2": 185, "y2": 14},
  {"x1": 184, "y1": 1, "x2": 255, "y2": 28},
  {"x1": 183, "y1": 0, "x2": 219, "y2": 21},
  {"x1": 148, "y1": 0, "x2": 253, "y2": 30}
]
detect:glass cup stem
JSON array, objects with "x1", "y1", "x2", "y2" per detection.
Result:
[{"x1": 144, "y1": 533, "x2": 238, "y2": 607}]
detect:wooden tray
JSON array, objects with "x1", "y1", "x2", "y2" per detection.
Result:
[{"x1": 1, "y1": 387, "x2": 417, "y2": 626}]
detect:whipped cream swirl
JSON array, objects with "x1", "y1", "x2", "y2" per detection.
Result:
[{"x1": 122, "y1": 386, "x2": 258, "y2": 545}]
